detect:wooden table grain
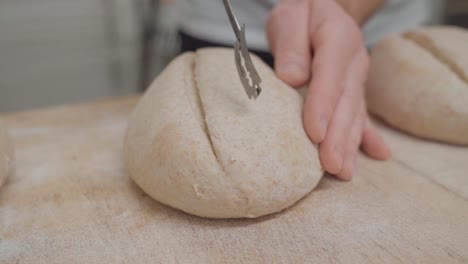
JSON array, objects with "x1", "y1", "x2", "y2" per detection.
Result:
[{"x1": 1, "y1": 95, "x2": 467, "y2": 264}]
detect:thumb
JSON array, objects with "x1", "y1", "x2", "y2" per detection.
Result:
[{"x1": 267, "y1": 1, "x2": 311, "y2": 87}]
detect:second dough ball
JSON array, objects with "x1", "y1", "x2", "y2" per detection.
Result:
[{"x1": 366, "y1": 26, "x2": 468, "y2": 144}]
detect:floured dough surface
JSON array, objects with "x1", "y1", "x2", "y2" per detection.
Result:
[
  {"x1": 366, "y1": 26, "x2": 468, "y2": 145},
  {"x1": 124, "y1": 48, "x2": 322, "y2": 219},
  {"x1": 0, "y1": 120, "x2": 14, "y2": 188}
]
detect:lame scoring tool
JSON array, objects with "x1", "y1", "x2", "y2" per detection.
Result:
[{"x1": 222, "y1": 0, "x2": 263, "y2": 100}]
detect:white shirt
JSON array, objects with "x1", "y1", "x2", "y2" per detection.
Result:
[{"x1": 177, "y1": 0, "x2": 446, "y2": 51}]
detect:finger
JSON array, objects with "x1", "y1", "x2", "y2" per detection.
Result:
[
  {"x1": 267, "y1": 0, "x2": 311, "y2": 87},
  {"x1": 337, "y1": 105, "x2": 365, "y2": 180},
  {"x1": 361, "y1": 115, "x2": 392, "y2": 160},
  {"x1": 303, "y1": 0, "x2": 363, "y2": 143},
  {"x1": 317, "y1": 48, "x2": 368, "y2": 174}
]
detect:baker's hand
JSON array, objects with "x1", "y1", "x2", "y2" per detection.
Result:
[{"x1": 267, "y1": 0, "x2": 391, "y2": 180}]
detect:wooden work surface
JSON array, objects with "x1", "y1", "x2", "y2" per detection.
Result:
[{"x1": 1, "y1": 95, "x2": 467, "y2": 263}]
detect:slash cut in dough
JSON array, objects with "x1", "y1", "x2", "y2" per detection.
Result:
[
  {"x1": 124, "y1": 48, "x2": 323, "y2": 218},
  {"x1": 367, "y1": 26, "x2": 468, "y2": 144}
]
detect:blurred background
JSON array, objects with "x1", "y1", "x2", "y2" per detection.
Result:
[{"x1": 0, "y1": 0, "x2": 467, "y2": 112}]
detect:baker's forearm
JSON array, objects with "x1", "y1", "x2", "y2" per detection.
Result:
[{"x1": 335, "y1": 0, "x2": 384, "y2": 24}]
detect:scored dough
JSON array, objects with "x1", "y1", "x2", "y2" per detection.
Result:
[
  {"x1": 0, "y1": 120, "x2": 14, "y2": 188},
  {"x1": 124, "y1": 48, "x2": 323, "y2": 219},
  {"x1": 366, "y1": 26, "x2": 468, "y2": 145}
]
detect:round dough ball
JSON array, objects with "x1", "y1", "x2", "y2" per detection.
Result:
[
  {"x1": 366, "y1": 26, "x2": 468, "y2": 144},
  {"x1": 0, "y1": 120, "x2": 14, "y2": 188},
  {"x1": 124, "y1": 48, "x2": 322, "y2": 219}
]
